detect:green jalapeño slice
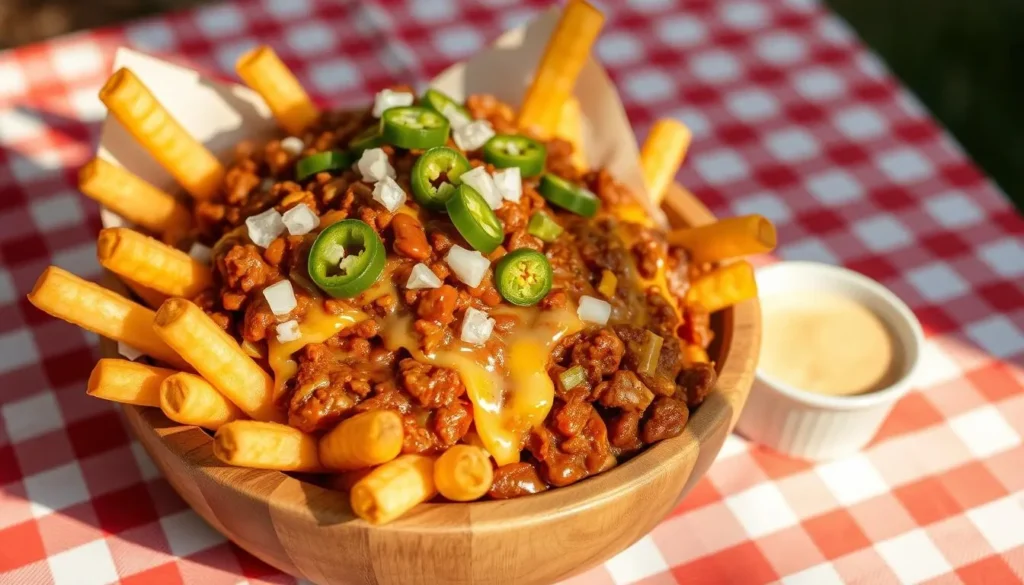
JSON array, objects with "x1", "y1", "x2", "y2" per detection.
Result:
[
  {"x1": 483, "y1": 134, "x2": 546, "y2": 177},
  {"x1": 445, "y1": 184, "x2": 504, "y2": 253},
  {"x1": 381, "y1": 106, "x2": 450, "y2": 150},
  {"x1": 295, "y1": 151, "x2": 355, "y2": 181},
  {"x1": 538, "y1": 173, "x2": 600, "y2": 218},
  {"x1": 410, "y1": 147, "x2": 471, "y2": 211},
  {"x1": 307, "y1": 219, "x2": 386, "y2": 298},
  {"x1": 420, "y1": 88, "x2": 470, "y2": 119},
  {"x1": 495, "y1": 249, "x2": 553, "y2": 306}
]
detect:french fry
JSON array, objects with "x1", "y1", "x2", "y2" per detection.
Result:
[
  {"x1": 121, "y1": 277, "x2": 169, "y2": 309},
  {"x1": 686, "y1": 261, "x2": 757, "y2": 313},
  {"x1": 518, "y1": 0, "x2": 604, "y2": 135},
  {"x1": 28, "y1": 266, "x2": 189, "y2": 370},
  {"x1": 668, "y1": 215, "x2": 777, "y2": 263},
  {"x1": 97, "y1": 228, "x2": 212, "y2": 298},
  {"x1": 78, "y1": 158, "x2": 192, "y2": 239},
  {"x1": 236, "y1": 46, "x2": 320, "y2": 136},
  {"x1": 554, "y1": 97, "x2": 586, "y2": 170},
  {"x1": 87, "y1": 359, "x2": 177, "y2": 407},
  {"x1": 433, "y1": 445, "x2": 494, "y2": 502},
  {"x1": 153, "y1": 298, "x2": 281, "y2": 422},
  {"x1": 213, "y1": 421, "x2": 321, "y2": 471},
  {"x1": 160, "y1": 372, "x2": 244, "y2": 430},
  {"x1": 319, "y1": 410, "x2": 403, "y2": 471},
  {"x1": 99, "y1": 68, "x2": 224, "y2": 200},
  {"x1": 640, "y1": 119, "x2": 692, "y2": 205},
  {"x1": 350, "y1": 454, "x2": 437, "y2": 525}
]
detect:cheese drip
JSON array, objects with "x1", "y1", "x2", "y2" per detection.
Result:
[
  {"x1": 267, "y1": 302, "x2": 366, "y2": 400},
  {"x1": 382, "y1": 307, "x2": 583, "y2": 466}
]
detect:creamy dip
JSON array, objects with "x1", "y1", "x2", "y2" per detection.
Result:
[{"x1": 759, "y1": 292, "x2": 902, "y2": 397}]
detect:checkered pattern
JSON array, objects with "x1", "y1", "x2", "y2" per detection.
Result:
[{"x1": 1, "y1": 0, "x2": 1022, "y2": 583}]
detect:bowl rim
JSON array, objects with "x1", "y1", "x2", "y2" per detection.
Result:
[
  {"x1": 108, "y1": 183, "x2": 763, "y2": 532},
  {"x1": 753, "y1": 261, "x2": 925, "y2": 411}
]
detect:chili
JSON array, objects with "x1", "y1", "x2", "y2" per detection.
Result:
[
  {"x1": 411, "y1": 147, "x2": 471, "y2": 211},
  {"x1": 538, "y1": 173, "x2": 600, "y2": 218},
  {"x1": 483, "y1": 134, "x2": 546, "y2": 177},
  {"x1": 494, "y1": 249, "x2": 553, "y2": 306},
  {"x1": 295, "y1": 151, "x2": 354, "y2": 181},
  {"x1": 307, "y1": 219, "x2": 387, "y2": 298},
  {"x1": 381, "y1": 106, "x2": 450, "y2": 150},
  {"x1": 445, "y1": 184, "x2": 504, "y2": 253}
]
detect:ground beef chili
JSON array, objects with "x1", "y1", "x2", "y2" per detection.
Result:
[{"x1": 183, "y1": 91, "x2": 722, "y2": 498}]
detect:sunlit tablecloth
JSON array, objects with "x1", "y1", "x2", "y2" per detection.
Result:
[{"x1": 1, "y1": 0, "x2": 1022, "y2": 583}]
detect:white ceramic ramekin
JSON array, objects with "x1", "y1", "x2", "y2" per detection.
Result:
[{"x1": 735, "y1": 261, "x2": 925, "y2": 460}]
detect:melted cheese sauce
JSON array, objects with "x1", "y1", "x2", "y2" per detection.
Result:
[
  {"x1": 382, "y1": 307, "x2": 583, "y2": 466},
  {"x1": 760, "y1": 292, "x2": 902, "y2": 396},
  {"x1": 267, "y1": 302, "x2": 366, "y2": 400}
]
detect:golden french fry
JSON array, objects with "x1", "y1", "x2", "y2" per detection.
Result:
[
  {"x1": 668, "y1": 215, "x2": 776, "y2": 263},
  {"x1": 28, "y1": 266, "x2": 189, "y2": 370},
  {"x1": 97, "y1": 228, "x2": 212, "y2": 298},
  {"x1": 153, "y1": 298, "x2": 281, "y2": 422},
  {"x1": 319, "y1": 410, "x2": 403, "y2": 471},
  {"x1": 350, "y1": 454, "x2": 437, "y2": 525},
  {"x1": 518, "y1": 0, "x2": 604, "y2": 135},
  {"x1": 641, "y1": 119, "x2": 692, "y2": 205},
  {"x1": 160, "y1": 372, "x2": 244, "y2": 430},
  {"x1": 686, "y1": 261, "x2": 757, "y2": 313},
  {"x1": 121, "y1": 277, "x2": 169, "y2": 309},
  {"x1": 99, "y1": 68, "x2": 224, "y2": 200},
  {"x1": 236, "y1": 46, "x2": 320, "y2": 136},
  {"x1": 554, "y1": 97, "x2": 586, "y2": 169},
  {"x1": 87, "y1": 359, "x2": 177, "y2": 407},
  {"x1": 433, "y1": 445, "x2": 493, "y2": 502},
  {"x1": 78, "y1": 158, "x2": 192, "y2": 238},
  {"x1": 213, "y1": 421, "x2": 321, "y2": 471}
]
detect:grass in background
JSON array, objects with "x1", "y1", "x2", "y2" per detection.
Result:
[{"x1": 827, "y1": 0, "x2": 1024, "y2": 210}]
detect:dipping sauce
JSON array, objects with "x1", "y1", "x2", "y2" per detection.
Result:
[{"x1": 759, "y1": 292, "x2": 902, "y2": 397}]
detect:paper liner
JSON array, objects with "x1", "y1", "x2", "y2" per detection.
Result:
[{"x1": 97, "y1": 8, "x2": 666, "y2": 230}]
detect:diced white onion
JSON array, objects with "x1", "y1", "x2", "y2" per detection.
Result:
[
  {"x1": 406, "y1": 263, "x2": 442, "y2": 290},
  {"x1": 245, "y1": 208, "x2": 286, "y2": 248},
  {"x1": 372, "y1": 175, "x2": 407, "y2": 212},
  {"x1": 445, "y1": 245, "x2": 490, "y2": 288},
  {"x1": 453, "y1": 120, "x2": 495, "y2": 152},
  {"x1": 279, "y1": 136, "x2": 304, "y2": 156},
  {"x1": 441, "y1": 102, "x2": 471, "y2": 130},
  {"x1": 322, "y1": 243, "x2": 345, "y2": 265},
  {"x1": 460, "y1": 166, "x2": 503, "y2": 210},
  {"x1": 372, "y1": 89, "x2": 415, "y2": 117},
  {"x1": 275, "y1": 320, "x2": 302, "y2": 343},
  {"x1": 357, "y1": 148, "x2": 396, "y2": 183},
  {"x1": 188, "y1": 242, "x2": 212, "y2": 264},
  {"x1": 282, "y1": 204, "x2": 320, "y2": 236},
  {"x1": 117, "y1": 341, "x2": 144, "y2": 361},
  {"x1": 577, "y1": 296, "x2": 612, "y2": 325},
  {"x1": 263, "y1": 280, "x2": 297, "y2": 316},
  {"x1": 492, "y1": 167, "x2": 522, "y2": 203},
  {"x1": 460, "y1": 307, "x2": 495, "y2": 345}
]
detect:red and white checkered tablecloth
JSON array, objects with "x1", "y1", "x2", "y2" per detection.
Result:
[{"x1": 2, "y1": 0, "x2": 1023, "y2": 583}]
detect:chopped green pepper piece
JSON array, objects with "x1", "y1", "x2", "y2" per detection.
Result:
[{"x1": 527, "y1": 211, "x2": 563, "y2": 243}]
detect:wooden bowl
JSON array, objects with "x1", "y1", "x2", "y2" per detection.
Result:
[{"x1": 106, "y1": 184, "x2": 761, "y2": 585}]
